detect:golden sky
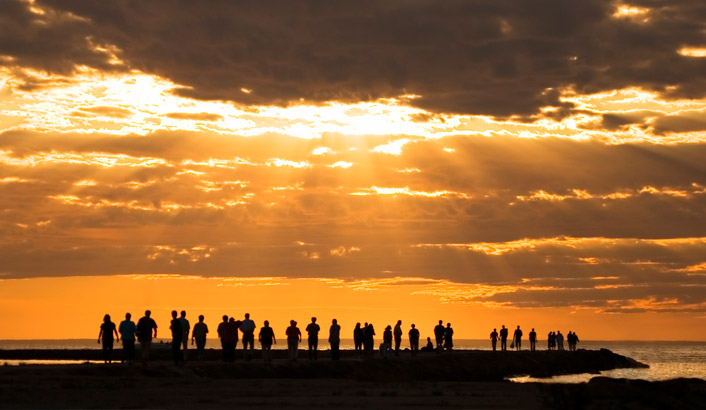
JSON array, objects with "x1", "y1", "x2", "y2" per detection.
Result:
[{"x1": 1, "y1": 0, "x2": 706, "y2": 340}]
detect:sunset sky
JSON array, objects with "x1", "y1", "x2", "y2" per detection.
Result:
[{"x1": 1, "y1": 0, "x2": 706, "y2": 341}]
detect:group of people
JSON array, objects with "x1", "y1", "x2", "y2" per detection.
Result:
[
  {"x1": 98, "y1": 310, "x2": 208, "y2": 364},
  {"x1": 99, "y1": 312, "x2": 581, "y2": 364},
  {"x1": 488, "y1": 326, "x2": 580, "y2": 352}
]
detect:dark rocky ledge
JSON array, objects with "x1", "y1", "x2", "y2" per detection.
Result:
[{"x1": 0, "y1": 348, "x2": 647, "y2": 381}]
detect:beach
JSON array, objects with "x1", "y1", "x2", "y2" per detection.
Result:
[{"x1": 4, "y1": 348, "x2": 704, "y2": 409}]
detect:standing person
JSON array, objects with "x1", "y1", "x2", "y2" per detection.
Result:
[
  {"x1": 382, "y1": 325, "x2": 393, "y2": 358},
  {"x1": 490, "y1": 328, "x2": 499, "y2": 352},
  {"x1": 408, "y1": 324, "x2": 420, "y2": 356},
  {"x1": 499, "y1": 325, "x2": 509, "y2": 351},
  {"x1": 240, "y1": 313, "x2": 256, "y2": 360},
  {"x1": 547, "y1": 331, "x2": 554, "y2": 350},
  {"x1": 223, "y1": 318, "x2": 239, "y2": 361},
  {"x1": 136, "y1": 310, "x2": 158, "y2": 365},
  {"x1": 170, "y1": 310, "x2": 184, "y2": 365},
  {"x1": 258, "y1": 320, "x2": 276, "y2": 362},
  {"x1": 529, "y1": 328, "x2": 537, "y2": 352},
  {"x1": 286, "y1": 320, "x2": 302, "y2": 361},
  {"x1": 191, "y1": 315, "x2": 209, "y2": 360},
  {"x1": 393, "y1": 320, "x2": 403, "y2": 356},
  {"x1": 98, "y1": 314, "x2": 119, "y2": 364},
  {"x1": 217, "y1": 315, "x2": 229, "y2": 361},
  {"x1": 305, "y1": 317, "x2": 320, "y2": 360},
  {"x1": 513, "y1": 325, "x2": 523, "y2": 351},
  {"x1": 556, "y1": 331, "x2": 565, "y2": 351},
  {"x1": 363, "y1": 323, "x2": 376, "y2": 357},
  {"x1": 329, "y1": 319, "x2": 341, "y2": 360},
  {"x1": 118, "y1": 312, "x2": 136, "y2": 364},
  {"x1": 433, "y1": 320, "x2": 445, "y2": 352},
  {"x1": 179, "y1": 311, "x2": 190, "y2": 361},
  {"x1": 353, "y1": 323, "x2": 364, "y2": 354},
  {"x1": 444, "y1": 323, "x2": 454, "y2": 351}
]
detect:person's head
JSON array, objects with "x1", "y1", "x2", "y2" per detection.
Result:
[
  {"x1": 447, "y1": 323, "x2": 451, "y2": 328},
  {"x1": 311, "y1": 316, "x2": 317, "y2": 323},
  {"x1": 532, "y1": 328, "x2": 535, "y2": 331},
  {"x1": 229, "y1": 317, "x2": 235, "y2": 323},
  {"x1": 517, "y1": 325, "x2": 520, "y2": 329},
  {"x1": 145, "y1": 310, "x2": 151, "y2": 317},
  {"x1": 171, "y1": 310, "x2": 177, "y2": 319},
  {"x1": 245, "y1": 313, "x2": 250, "y2": 319},
  {"x1": 397, "y1": 320, "x2": 402, "y2": 325},
  {"x1": 411, "y1": 324, "x2": 416, "y2": 329},
  {"x1": 264, "y1": 320, "x2": 270, "y2": 327},
  {"x1": 290, "y1": 320, "x2": 296, "y2": 326},
  {"x1": 125, "y1": 312, "x2": 131, "y2": 320},
  {"x1": 427, "y1": 337, "x2": 431, "y2": 341},
  {"x1": 180, "y1": 310, "x2": 186, "y2": 318},
  {"x1": 493, "y1": 328, "x2": 496, "y2": 331},
  {"x1": 332, "y1": 319, "x2": 337, "y2": 324},
  {"x1": 355, "y1": 322, "x2": 360, "y2": 328},
  {"x1": 222, "y1": 315, "x2": 228, "y2": 322},
  {"x1": 198, "y1": 315, "x2": 204, "y2": 322},
  {"x1": 438, "y1": 320, "x2": 443, "y2": 325},
  {"x1": 103, "y1": 314, "x2": 110, "y2": 323},
  {"x1": 501, "y1": 325, "x2": 505, "y2": 329},
  {"x1": 386, "y1": 325, "x2": 391, "y2": 330},
  {"x1": 364, "y1": 322, "x2": 368, "y2": 327}
]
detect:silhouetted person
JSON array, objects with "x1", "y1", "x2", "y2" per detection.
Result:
[
  {"x1": 118, "y1": 312, "x2": 136, "y2": 364},
  {"x1": 259, "y1": 320, "x2": 276, "y2": 362},
  {"x1": 393, "y1": 320, "x2": 403, "y2": 356},
  {"x1": 353, "y1": 322, "x2": 364, "y2": 354},
  {"x1": 568, "y1": 331, "x2": 579, "y2": 351},
  {"x1": 548, "y1": 331, "x2": 555, "y2": 350},
  {"x1": 444, "y1": 323, "x2": 454, "y2": 351},
  {"x1": 556, "y1": 331, "x2": 565, "y2": 351},
  {"x1": 363, "y1": 323, "x2": 376, "y2": 356},
  {"x1": 490, "y1": 328, "x2": 498, "y2": 352},
  {"x1": 329, "y1": 319, "x2": 341, "y2": 360},
  {"x1": 305, "y1": 317, "x2": 320, "y2": 360},
  {"x1": 513, "y1": 325, "x2": 523, "y2": 351},
  {"x1": 382, "y1": 325, "x2": 393, "y2": 358},
  {"x1": 170, "y1": 310, "x2": 184, "y2": 365},
  {"x1": 179, "y1": 311, "x2": 190, "y2": 361},
  {"x1": 421, "y1": 337, "x2": 434, "y2": 352},
  {"x1": 433, "y1": 320, "x2": 445, "y2": 352},
  {"x1": 191, "y1": 315, "x2": 208, "y2": 360},
  {"x1": 223, "y1": 317, "x2": 239, "y2": 362},
  {"x1": 286, "y1": 320, "x2": 302, "y2": 361},
  {"x1": 499, "y1": 325, "x2": 508, "y2": 351},
  {"x1": 217, "y1": 315, "x2": 229, "y2": 361},
  {"x1": 240, "y1": 313, "x2": 256, "y2": 360},
  {"x1": 529, "y1": 328, "x2": 537, "y2": 352},
  {"x1": 409, "y1": 324, "x2": 420, "y2": 356},
  {"x1": 136, "y1": 310, "x2": 158, "y2": 364},
  {"x1": 98, "y1": 314, "x2": 119, "y2": 363}
]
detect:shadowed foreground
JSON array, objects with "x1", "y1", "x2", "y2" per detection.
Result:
[{"x1": 2, "y1": 349, "x2": 704, "y2": 409}]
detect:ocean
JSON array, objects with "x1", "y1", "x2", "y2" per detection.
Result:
[{"x1": 1, "y1": 339, "x2": 704, "y2": 382}]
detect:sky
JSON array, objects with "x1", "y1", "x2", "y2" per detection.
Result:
[{"x1": 1, "y1": 0, "x2": 706, "y2": 341}]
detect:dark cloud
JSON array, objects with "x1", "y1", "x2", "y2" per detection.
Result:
[{"x1": 0, "y1": 0, "x2": 703, "y2": 119}]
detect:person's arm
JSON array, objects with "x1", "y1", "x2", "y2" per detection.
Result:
[
  {"x1": 98, "y1": 327, "x2": 103, "y2": 344},
  {"x1": 113, "y1": 326, "x2": 119, "y2": 341},
  {"x1": 273, "y1": 331, "x2": 276, "y2": 345},
  {"x1": 153, "y1": 322, "x2": 158, "y2": 338},
  {"x1": 297, "y1": 328, "x2": 302, "y2": 342}
]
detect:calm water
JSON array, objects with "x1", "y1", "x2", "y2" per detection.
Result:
[{"x1": 1, "y1": 339, "x2": 704, "y2": 382}]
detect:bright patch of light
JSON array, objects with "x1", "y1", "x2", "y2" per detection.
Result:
[
  {"x1": 312, "y1": 147, "x2": 333, "y2": 155},
  {"x1": 266, "y1": 159, "x2": 311, "y2": 168},
  {"x1": 371, "y1": 139, "x2": 410, "y2": 155},
  {"x1": 330, "y1": 161, "x2": 353, "y2": 168},
  {"x1": 679, "y1": 47, "x2": 706, "y2": 58}
]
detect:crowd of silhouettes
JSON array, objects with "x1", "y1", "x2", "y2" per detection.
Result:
[{"x1": 99, "y1": 312, "x2": 581, "y2": 364}]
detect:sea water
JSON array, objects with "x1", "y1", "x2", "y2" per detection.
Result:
[{"x1": 1, "y1": 339, "x2": 704, "y2": 381}]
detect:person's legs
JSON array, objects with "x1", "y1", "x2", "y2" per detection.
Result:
[{"x1": 141, "y1": 340, "x2": 151, "y2": 364}]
